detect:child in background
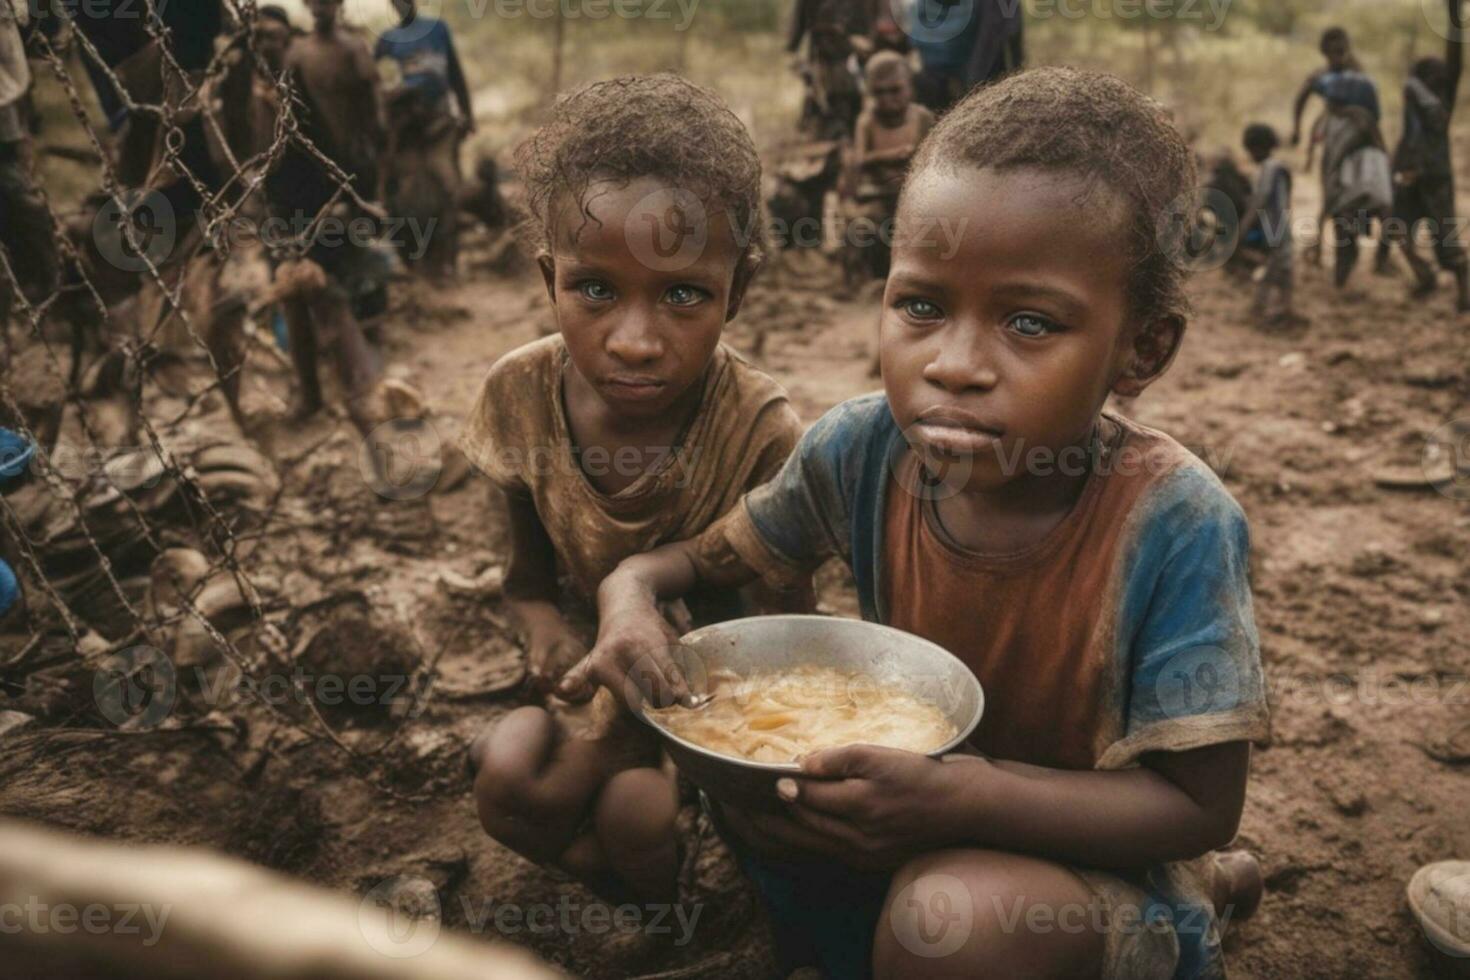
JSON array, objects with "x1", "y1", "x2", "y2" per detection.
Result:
[
  {"x1": 1386, "y1": 0, "x2": 1469, "y2": 312},
  {"x1": 568, "y1": 68, "x2": 1268, "y2": 979},
  {"x1": 848, "y1": 51, "x2": 934, "y2": 287},
  {"x1": 854, "y1": 52, "x2": 934, "y2": 199},
  {"x1": 267, "y1": 0, "x2": 385, "y2": 433},
  {"x1": 1242, "y1": 123, "x2": 1297, "y2": 327},
  {"x1": 374, "y1": 0, "x2": 474, "y2": 131},
  {"x1": 1291, "y1": 27, "x2": 1389, "y2": 288},
  {"x1": 463, "y1": 75, "x2": 808, "y2": 904}
]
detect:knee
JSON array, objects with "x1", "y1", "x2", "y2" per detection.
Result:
[
  {"x1": 470, "y1": 707, "x2": 556, "y2": 826},
  {"x1": 873, "y1": 851, "x2": 1099, "y2": 980},
  {"x1": 594, "y1": 767, "x2": 677, "y2": 854}
]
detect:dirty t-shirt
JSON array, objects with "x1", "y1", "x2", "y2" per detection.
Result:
[
  {"x1": 1395, "y1": 75, "x2": 1452, "y2": 179},
  {"x1": 374, "y1": 16, "x2": 462, "y2": 111},
  {"x1": 694, "y1": 393, "x2": 1269, "y2": 978},
  {"x1": 705, "y1": 394, "x2": 1269, "y2": 771},
  {"x1": 460, "y1": 334, "x2": 803, "y2": 606}
]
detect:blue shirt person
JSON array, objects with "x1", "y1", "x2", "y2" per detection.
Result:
[{"x1": 374, "y1": 0, "x2": 474, "y2": 129}]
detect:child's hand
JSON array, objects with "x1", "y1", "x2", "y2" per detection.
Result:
[
  {"x1": 508, "y1": 600, "x2": 588, "y2": 695},
  {"x1": 773, "y1": 745, "x2": 986, "y2": 866},
  {"x1": 557, "y1": 578, "x2": 692, "y2": 709}
]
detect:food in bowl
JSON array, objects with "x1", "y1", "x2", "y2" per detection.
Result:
[{"x1": 646, "y1": 665, "x2": 957, "y2": 764}]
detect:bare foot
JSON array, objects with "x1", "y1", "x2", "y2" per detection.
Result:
[{"x1": 1211, "y1": 849, "x2": 1264, "y2": 922}]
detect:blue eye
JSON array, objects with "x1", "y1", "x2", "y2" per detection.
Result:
[
  {"x1": 578, "y1": 281, "x2": 613, "y2": 302},
  {"x1": 1009, "y1": 313, "x2": 1058, "y2": 338},
  {"x1": 665, "y1": 285, "x2": 706, "y2": 307},
  {"x1": 899, "y1": 298, "x2": 942, "y2": 320}
]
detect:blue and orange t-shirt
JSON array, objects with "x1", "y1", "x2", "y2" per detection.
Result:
[
  {"x1": 706, "y1": 392, "x2": 1268, "y2": 774},
  {"x1": 694, "y1": 392, "x2": 1271, "y2": 978}
]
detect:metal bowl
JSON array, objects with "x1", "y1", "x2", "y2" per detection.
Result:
[{"x1": 632, "y1": 615, "x2": 984, "y2": 813}]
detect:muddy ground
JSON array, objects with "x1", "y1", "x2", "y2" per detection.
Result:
[{"x1": 3, "y1": 200, "x2": 1470, "y2": 978}]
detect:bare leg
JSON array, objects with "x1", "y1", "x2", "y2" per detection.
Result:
[
  {"x1": 306, "y1": 288, "x2": 379, "y2": 434},
  {"x1": 1401, "y1": 238, "x2": 1437, "y2": 295},
  {"x1": 205, "y1": 295, "x2": 250, "y2": 431},
  {"x1": 594, "y1": 766, "x2": 680, "y2": 904},
  {"x1": 873, "y1": 849, "x2": 1109, "y2": 980},
  {"x1": 282, "y1": 296, "x2": 322, "y2": 420},
  {"x1": 1333, "y1": 216, "x2": 1359, "y2": 289},
  {"x1": 470, "y1": 706, "x2": 675, "y2": 902},
  {"x1": 1373, "y1": 234, "x2": 1394, "y2": 275},
  {"x1": 471, "y1": 706, "x2": 608, "y2": 863}
]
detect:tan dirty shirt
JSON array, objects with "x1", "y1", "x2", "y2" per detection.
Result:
[{"x1": 461, "y1": 334, "x2": 803, "y2": 604}]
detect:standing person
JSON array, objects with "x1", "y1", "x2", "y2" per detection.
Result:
[
  {"x1": 1385, "y1": 0, "x2": 1469, "y2": 312},
  {"x1": 1290, "y1": 27, "x2": 1390, "y2": 290},
  {"x1": 1241, "y1": 124, "x2": 1297, "y2": 327},
  {"x1": 0, "y1": 0, "x2": 57, "y2": 323},
  {"x1": 788, "y1": 0, "x2": 867, "y2": 138},
  {"x1": 910, "y1": 0, "x2": 1023, "y2": 114},
  {"x1": 375, "y1": 0, "x2": 474, "y2": 279},
  {"x1": 374, "y1": 0, "x2": 474, "y2": 131},
  {"x1": 266, "y1": 0, "x2": 386, "y2": 433},
  {"x1": 464, "y1": 75, "x2": 810, "y2": 905}
]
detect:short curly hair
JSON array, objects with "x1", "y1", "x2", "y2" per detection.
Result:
[
  {"x1": 908, "y1": 66, "x2": 1198, "y2": 326},
  {"x1": 515, "y1": 73, "x2": 765, "y2": 268}
]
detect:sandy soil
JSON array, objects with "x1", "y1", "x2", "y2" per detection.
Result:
[{"x1": 3, "y1": 213, "x2": 1469, "y2": 978}]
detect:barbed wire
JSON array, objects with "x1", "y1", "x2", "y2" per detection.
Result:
[{"x1": 0, "y1": 0, "x2": 451, "y2": 797}]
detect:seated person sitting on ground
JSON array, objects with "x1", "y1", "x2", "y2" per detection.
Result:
[
  {"x1": 568, "y1": 67, "x2": 1270, "y2": 980},
  {"x1": 462, "y1": 75, "x2": 811, "y2": 905}
]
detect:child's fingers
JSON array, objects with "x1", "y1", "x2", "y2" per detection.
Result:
[
  {"x1": 781, "y1": 776, "x2": 869, "y2": 817},
  {"x1": 799, "y1": 743, "x2": 879, "y2": 779},
  {"x1": 554, "y1": 655, "x2": 597, "y2": 703},
  {"x1": 780, "y1": 799, "x2": 868, "y2": 851},
  {"x1": 744, "y1": 805, "x2": 853, "y2": 859},
  {"x1": 613, "y1": 644, "x2": 691, "y2": 709}
]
